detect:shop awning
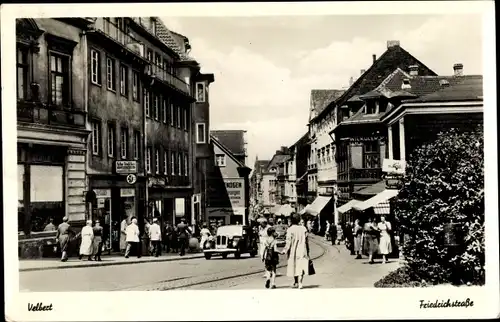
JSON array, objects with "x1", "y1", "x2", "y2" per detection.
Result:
[
  {"x1": 373, "y1": 201, "x2": 391, "y2": 215},
  {"x1": 305, "y1": 196, "x2": 332, "y2": 216},
  {"x1": 337, "y1": 199, "x2": 363, "y2": 214},
  {"x1": 277, "y1": 204, "x2": 295, "y2": 217},
  {"x1": 353, "y1": 189, "x2": 399, "y2": 212},
  {"x1": 270, "y1": 205, "x2": 281, "y2": 214},
  {"x1": 299, "y1": 204, "x2": 311, "y2": 215}
]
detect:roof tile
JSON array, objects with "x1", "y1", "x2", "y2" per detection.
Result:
[
  {"x1": 310, "y1": 89, "x2": 345, "y2": 116},
  {"x1": 210, "y1": 130, "x2": 246, "y2": 156}
]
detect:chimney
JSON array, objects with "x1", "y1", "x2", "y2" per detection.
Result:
[
  {"x1": 349, "y1": 77, "x2": 354, "y2": 86},
  {"x1": 281, "y1": 146, "x2": 288, "y2": 154},
  {"x1": 409, "y1": 65, "x2": 419, "y2": 76},
  {"x1": 360, "y1": 69, "x2": 366, "y2": 76},
  {"x1": 453, "y1": 63, "x2": 464, "y2": 77},
  {"x1": 387, "y1": 40, "x2": 400, "y2": 49},
  {"x1": 372, "y1": 54, "x2": 377, "y2": 63}
]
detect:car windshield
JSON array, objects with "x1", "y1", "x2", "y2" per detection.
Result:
[
  {"x1": 217, "y1": 225, "x2": 243, "y2": 237},
  {"x1": 275, "y1": 225, "x2": 287, "y2": 233}
]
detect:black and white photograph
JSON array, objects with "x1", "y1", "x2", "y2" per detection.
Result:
[{"x1": 2, "y1": 1, "x2": 498, "y2": 321}]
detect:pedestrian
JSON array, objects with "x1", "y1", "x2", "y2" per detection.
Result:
[
  {"x1": 44, "y1": 218, "x2": 56, "y2": 232},
  {"x1": 199, "y1": 223, "x2": 211, "y2": 250},
  {"x1": 149, "y1": 218, "x2": 162, "y2": 257},
  {"x1": 258, "y1": 218, "x2": 271, "y2": 259},
  {"x1": 125, "y1": 217, "x2": 141, "y2": 258},
  {"x1": 79, "y1": 220, "x2": 94, "y2": 261},
  {"x1": 363, "y1": 216, "x2": 380, "y2": 264},
  {"x1": 353, "y1": 219, "x2": 363, "y2": 259},
  {"x1": 120, "y1": 216, "x2": 128, "y2": 255},
  {"x1": 280, "y1": 214, "x2": 310, "y2": 289},
  {"x1": 306, "y1": 219, "x2": 312, "y2": 233},
  {"x1": 92, "y1": 220, "x2": 104, "y2": 261},
  {"x1": 176, "y1": 218, "x2": 191, "y2": 256},
  {"x1": 55, "y1": 216, "x2": 73, "y2": 262},
  {"x1": 144, "y1": 218, "x2": 151, "y2": 255},
  {"x1": 325, "y1": 220, "x2": 331, "y2": 241},
  {"x1": 377, "y1": 216, "x2": 392, "y2": 264},
  {"x1": 329, "y1": 221, "x2": 337, "y2": 246},
  {"x1": 336, "y1": 223, "x2": 343, "y2": 245},
  {"x1": 262, "y1": 227, "x2": 279, "y2": 289},
  {"x1": 164, "y1": 222, "x2": 175, "y2": 253}
]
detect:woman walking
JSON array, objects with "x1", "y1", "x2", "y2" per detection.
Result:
[
  {"x1": 120, "y1": 216, "x2": 128, "y2": 255},
  {"x1": 199, "y1": 223, "x2": 211, "y2": 250},
  {"x1": 55, "y1": 216, "x2": 73, "y2": 262},
  {"x1": 377, "y1": 216, "x2": 392, "y2": 264},
  {"x1": 363, "y1": 216, "x2": 380, "y2": 264},
  {"x1": 281, "y1": 214, "x2": 310, "y2": 289},
  {"x1": 353, "y1": 219, "x2": 363, "y2": 259},
  {"x1": 79, "y1": 220, "x2": 94, "y2": 261},
  {"x1": 92, "y1": 220, "x2": 104, "y2": 261},
  {"x1": 262, "y1": 227, "x2": 279, "y2": 289}
]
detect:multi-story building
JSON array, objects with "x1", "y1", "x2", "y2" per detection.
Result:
[
  {"x1": 261, "y1": 147, "x2": 291, "y2": 214},
  {"x1": 206, "y1": 132, "x2": 251, "y2": 226},
  {"x1": 283, "y1": 152, "x2": 296, "y2": 205},
  {"x1": 16, "y1": 18, "x2": 92, "y2": 255},
  {"x1": 332, "y1": 62, "x2": 482, "y2": 222},
  {"x1": 289, "y1": 133, "x2": 309, "y2": 213},
  {"x1": 249, "y1": 157, "x2": 270, "y2": 219}
]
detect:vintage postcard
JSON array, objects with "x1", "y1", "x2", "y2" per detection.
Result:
[{"x1": 2, "y1": 1, "x2": 498, "y2": 321}]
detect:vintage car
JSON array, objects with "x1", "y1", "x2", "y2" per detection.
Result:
[
  {"x1": 274, "y1": 224, "x2": 288, "y2": 247},
  {"x1": 203, "y1": 225, "x2": 259, "y2": 259}
]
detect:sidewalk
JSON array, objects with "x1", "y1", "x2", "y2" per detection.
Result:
[
  {"x1": 19, "y1": 251, "x2": 204, "y2": 272},
  {"x1": 228, "y1": 236, "x2": 402, "y2": 289}
]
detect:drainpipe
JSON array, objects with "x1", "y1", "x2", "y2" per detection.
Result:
[{"x1": 82, "y1": 29, "x2": 90, "y2": 221}]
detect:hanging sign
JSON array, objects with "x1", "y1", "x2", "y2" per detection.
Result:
[{"x1": 126, "y1": 174, "x2": 137, "y2": 185}]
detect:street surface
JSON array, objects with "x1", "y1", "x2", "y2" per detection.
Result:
[{"x1": 19, "y1": 237, "x2": 399, "y2": 291}]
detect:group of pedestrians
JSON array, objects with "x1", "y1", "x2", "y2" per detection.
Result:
[{"x1": 258, "y1": 214, "x2": 312, "y2": 290}]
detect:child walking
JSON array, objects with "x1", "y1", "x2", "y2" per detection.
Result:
[{"x1": 262, "y1": 227, "x2": 279, "y2": 289}]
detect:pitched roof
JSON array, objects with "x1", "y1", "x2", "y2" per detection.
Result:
[
  {"x1": 311, "y1": 44, "x2": 438, "y2": 123},
  {"x1": 266, "y1": 153, "x2": 292, "y2": 171},
  {"x1": 310, "y1": 89, "x2": 345, "y2": 119},
  {"x1": 210, "y1": 135, "x2": 249, "y2": 170},
  {"x1": 403, "y1": 76, "x2": 483, "y2": 103},
  {"x1": 290, "y1": 132, "x2": 309, "y2": 149},
  {"x1": 254, "y1": 160, "x2": 270, "y2": 173},
  {"x1": 210, "y1": 130, "x2": 246, "y2": 156}
]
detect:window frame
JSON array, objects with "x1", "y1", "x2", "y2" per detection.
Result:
[
  {"x1": 177, "y1": 105, "x2": 182, "y2": 129},
  {"x1": 163, "y1": 150, "x2": 168, "y2": 175},
  {"x1": 170, "y1": 151, "x2": 175, "y2": 175},
  {"x1": 363, "y1": 141, "x2": 380, "y2": 169},
  {"x1": 178, "y1": 152, "x2": 182, "y2": 175},
  {"x1": 120, "y1": 127, "x2": 128, "y2": 159},
  {"x1": 106, "y1": 56, "x2": 116, "y2": 92},
  {"x1": 184, "y1": 152, "x2": 188, "y2": 177},
  {"x1": 133, "y1": 130, "x2": 140, "y2": 160},
  {"x1": 132, "y1": 70, "x2": 140, "y2": 102},
  {"x1": 170, "y1": 102, "x2": 175, "y2": 126},
  {"x1": 196, "y1": 82, "x2": 206, "y2": 103},
  {"x1": 119, "y1": 64, "x2": 128, "y2": 97},
  {"x1": 91, "y1": 120, "x2": 101, "y2": 156},
  {"x1": 49, "y1": 51, "x2": 71, "y2": 107},
  {"x1": 215, "y1": 154, "x2": 226, "y2": 167},
  {"x1": 107, "y1": 123, "x2": 116, "y2": 158},
  {"x1": 146, "y1": 147, "x2": 152, "y2": 174},
  {"x1": 196, "y1": 123, "x2": 206, "y2": 144},
  {"x1": 144, "y1": 89, "x2": 150, "y2": 118},
  {"x1": 153, "y1": 93, "x2": 160, "y2": 121},
  {"x1": 17, "y1": 46, "x2": 30, "y2": 101},
  {"x1": 155, "y1": 148, "x2": 160, "y2": 174},
  {"x1": 183, "y1": 108, "x2": 188, "y2": 131},
  {"x1": 90, "y1": 49, "x2": 101, "y2": 85}
]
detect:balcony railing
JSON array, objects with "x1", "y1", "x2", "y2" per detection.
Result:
[
  {"x1": 349, "y1": 167, "x2": 382, "y2": 181},
  {"x1": 17, "y1": 101, "x2": 86, "y2": 128},
  {"x1": 307, "y1": 163, "x2": 317, "y2": 171},
  {"x1": 151, "y1": 65, "x2": 191, "y2": 96},
  {"x1": 94, "y1": 19, "x2": 144, "y2": 57}
]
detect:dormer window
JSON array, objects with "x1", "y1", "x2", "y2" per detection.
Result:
[
  {"x1": 150, "y1": 18, "x2": 156, "y2": 35},
  {"x1": 379, "y1": 100, "x2": 388, "y2": 113},
  {"x1": 401, "y1": 78, "x2": 411, "y2": 89},
  {"x1": 366, "y1": 101, "x2": 378, "y2": 114}
]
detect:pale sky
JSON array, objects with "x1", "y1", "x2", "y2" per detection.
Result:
[{"x1": 161, "y1": 15, "x2": 483, "y2": 167}]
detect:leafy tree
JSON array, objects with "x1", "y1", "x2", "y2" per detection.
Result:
[{"x1": 395, "y1": 125, "x2": 484, "y2": 285}]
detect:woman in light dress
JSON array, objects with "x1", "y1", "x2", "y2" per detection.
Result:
[
  {"x1": 363, "y1": 216, "x2": 380, "y2": 264},
  {"x1": 79, "y1": 220, "x2": 94, "y2": 261},
  {"x1": 199, "y1": 223, "x2": 211, "y2": 250},
  {"x1": 377, "y1": 216, "x2": 392, "y2": 264},
  {"x1": 281, "y1": 214, "x2": 310, "y2": 289},
  {"x1": 120, "y1": 216, "x2": 128, "y2": 254},
  {"x1": 353, "y1": 219, "x2": 363, "y2": 259}
]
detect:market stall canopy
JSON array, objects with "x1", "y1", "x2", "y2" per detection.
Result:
[
  {"x1": 353, "y1": 189, "x2": 399, "y2": 212},
  {"x1": 277, "y1": 204, "x2": 295, "y2": 217},
  {"x1": 305, "y1": 196, "x2": 332, "y2": 216},
  {"x1": 337, "y1": 199, "x2": 363, "y2": 214}
]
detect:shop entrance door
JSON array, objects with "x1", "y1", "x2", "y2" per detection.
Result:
[{"x1": 93, "y1": 189, "x2": 112, "y2": 254}]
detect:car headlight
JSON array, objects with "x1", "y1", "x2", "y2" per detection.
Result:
[{"x1": 232, "y1": 240, "x2": 238, "y2": 247}]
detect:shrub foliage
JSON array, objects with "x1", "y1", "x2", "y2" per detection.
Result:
[{"x1": 395, "y1": 126, "x2": 484, "y2": 285}]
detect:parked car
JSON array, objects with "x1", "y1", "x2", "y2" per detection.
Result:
[
  {"x1": 274, "y1": 224, "x2": 288, "y2": 247},
  {"x1": 203, "y1": 225, "x2": 259, "y2": 259}
]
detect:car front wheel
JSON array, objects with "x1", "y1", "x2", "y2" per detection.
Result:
[
  {"x1": 234, "y1": 252, "x2": 241, "y2": 259},
  {"x1": 204, "y1": 253, "x2": 211, "y2": 260},
  {"x1": 222, "y1": 253, "x2": 228, "y2": 259}
]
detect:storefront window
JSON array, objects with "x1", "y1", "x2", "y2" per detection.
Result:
[
  {"x1": 30, "y1": 165, "x2": 64, "y2": 232},
  {"x1": 18, "y1": 164, "x2": 25, "y2": 232}
]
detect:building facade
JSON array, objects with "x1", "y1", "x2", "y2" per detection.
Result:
[
  {"x1": 290, "y1": 133, "x2": 309, "y2": 213},
  {"x1": 17, "y1": 18, "x2": 92, "y2": 242},
  {"x1": 249, "y1": 157, "x2": 270, "y2": 219},
  {"x1": 207, "y1": 134, "x2": 251, "y2": 226}
]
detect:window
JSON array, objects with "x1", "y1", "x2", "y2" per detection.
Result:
[
  {"x1": 146, "y1": 147, "x2": 152, "y2": 174},
  {"x1": 183, "y1": 108, "x2": 188, "y2": 131},
  {"x1": 144, "y1": 90, "x2": 150, "y2": 117},
  {"x1": 215, "y1": 154, "x2": 226, "y2": 167},
  {"x1": 106, "y1": 57, "x2": 116, "y2": 91},
  {"x1": 50, "y1": 53, "x2": 70, "y2": 106},
  {"x1": 155, "y1": 52, "x2": 162, "y2": 69},
  {"x1": 184, "y1": 153, "x2": 188, "y2": 176},
  {"x1": 363, "y1": 141, "x2": 380, "y2": 168},
  {"x1": 120, "y1": 127, "x2": 128, "y2": 159},
  {"x1": 107, "y1": 123, "x2": 115, "y2": 157},
  {"x1": 91, "y1": 49, "x2": 101, "y2": 85},
  {"x1": 162, "y1": 98, "x2": 168, "y2": 123},
  {"x1": 196, "y1": 82, "x2": 206, "y2": 102},
  {"x1": 366, "y1": 101, "x2": 377, "y2": 114},
  {"x1": 171, "y1": 151, "x2": 175, "y2": 175},
  {"x1": 147, "y1": 49, "x2": 153, "y2": 62},
  {"x1": 120, "y1": 65, "x2": 128, "y2": 96},
  {"x1": 155, "y1": 148, "x2": 160, "y2": 174},
  {"x1": 153, "y1": 94, "x2": 159, "y2": 121},
  {"x1": 170, "y1": 103, "x2": 175, "y2": 126},
  {"x1": 133, "y1": 131, "x2": 140, "y2": 160},
  {"x1": 177, "y1": 105, "x2": 182, "y2": 128},
  {"x1": 132, "y1": 71, "x2": 139, "y2": 101},
  {"x1": 178, "y1": 153, "x2": 182, "y2": 175},
  {"x1": 196, "y1": 123, "x2": 206, "y2": 144},
  {"x1": 150, "y1": 18, "x2": 157, "y2": 35},
  {"x1": 164, "y1": 151, "x2": 168, "y2": 174},
  {"x1": 17, "y1": 47, "x2": 29, "y2": 100},
  {"x1": 91, "y1": 120, "x2": 101, "y2": 155}
]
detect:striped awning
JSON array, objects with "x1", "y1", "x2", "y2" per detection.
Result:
[
  {"x1": 337, "y1": 199, "x2": 363, "y2": 214},
  {"x1": 373, "y1": 201, "x2": 391, "y2": 215},
  {"x1": 353, "y1": 189, "x2": 398, "y2": 212}
]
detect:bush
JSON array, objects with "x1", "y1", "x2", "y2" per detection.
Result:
[
  {"x1": 374, "y1": 266, "x2": 428, "y2": 288},
  {"x1": 395, "y1": 126, "x2": 484, "y2": 286}
]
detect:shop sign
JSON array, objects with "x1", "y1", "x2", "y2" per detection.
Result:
[
  {"x1": 97, "y1": 198, "x2": 106, "y2": 208},
  {"x1": 94, "y1": 189, "x2": 111, "y2": 198},
  {"x1": 120, "y1": 188, "x2": 135, "y2": 198},
  {"x1": 383, "y1": 159, "x2": 406, "y2": 175},
  {"x1": 115, "y1": 161, "x2": 137, "y2": 174},
  {"x1": 148, "y1": 177, "x2": 166, "y2": 187}
]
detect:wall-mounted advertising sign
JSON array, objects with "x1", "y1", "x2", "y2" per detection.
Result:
[
  {"x1": 225, "y1": 179, "x2": 245, "y2": 208},
  {"x1": 115, "y1": 161, "x2": 137, "y2": 174},
  {"x1": 382, "y1": 159, "x2": 406, "y2": 175}
]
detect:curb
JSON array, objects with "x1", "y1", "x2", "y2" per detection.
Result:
[{"x1": 19, "y1": 253, "x2": 205, "y2": 272}]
